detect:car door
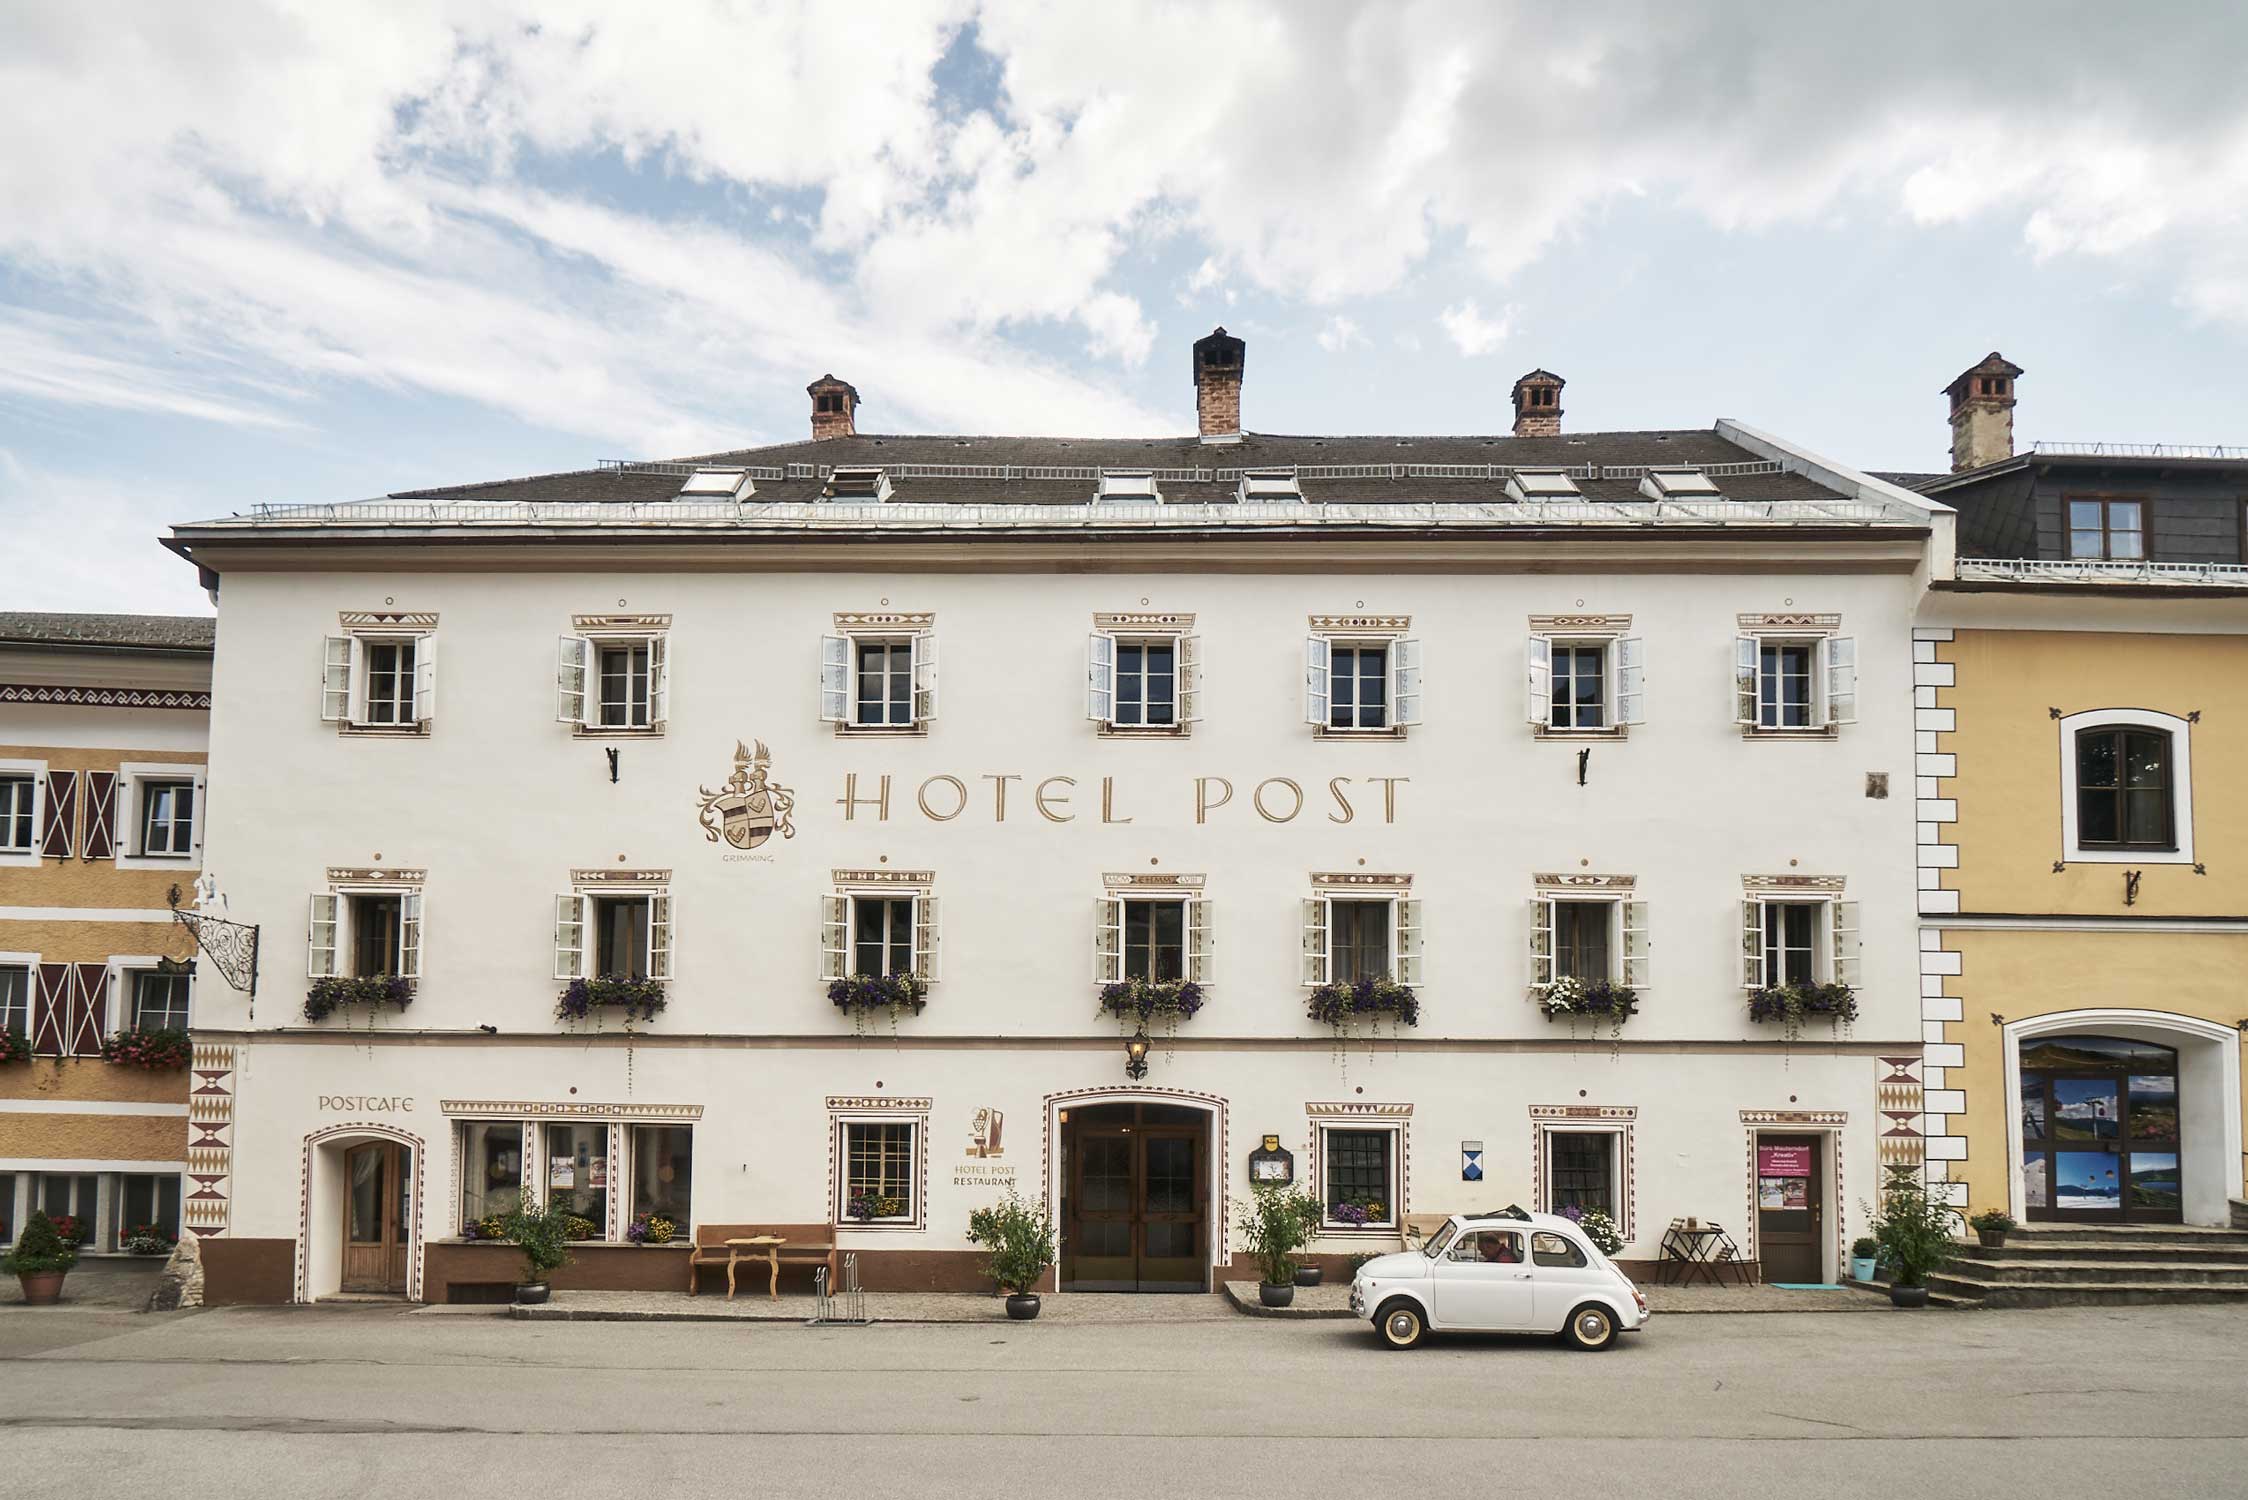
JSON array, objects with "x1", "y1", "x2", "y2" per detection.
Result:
[
  {"x1": 1431, "y1": 1227, "x2": 1537, "y2": 1330},
  {"x1": 1529, "y1": 1229, "x2": 1599, "y2": 1331}
]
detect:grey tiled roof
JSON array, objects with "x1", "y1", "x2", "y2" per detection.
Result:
[
  {"x1": 389, "y1": 428, "x2": 1855, "y2": 507},
  {"x1": 0, "y1": 612, "x2": 216, "y2": 652},
  {"x1": 1868, "y1": 470, "x2": 1949, "y2": 492}
]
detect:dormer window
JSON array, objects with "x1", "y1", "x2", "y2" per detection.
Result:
[
  {"x1": 1504, "y1": 469, "x2": 1581, "y2": 501},
  {"x1": 1095, "y1": 469, "x2": 1163, "y2": 503},
  {"x1": 1238, "y1": 468, "x2": 1303, "y2": 502},
  {"x1": 677, "y1": 468, "x2": 754, "y2": 500},
  {"x1": 1639, "y1": 468, "x2": 1723, "y2": 500},
  {"x1": 824, "y1": 466, "x2": 893, "y2": 502}
]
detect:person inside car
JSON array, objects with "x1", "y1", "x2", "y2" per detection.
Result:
[{"x1": 1476, "y1": 1232, "x2": 1520, "y2": 1264}]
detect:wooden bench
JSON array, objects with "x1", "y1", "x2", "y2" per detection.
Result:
[{"x1": 686, "y1": 1223, "x2": 838, "y2": 1298}]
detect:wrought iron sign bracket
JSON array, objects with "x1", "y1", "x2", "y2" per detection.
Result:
[{"x1": 167, "y1": 884, "x2": 260, "y2": 1000}]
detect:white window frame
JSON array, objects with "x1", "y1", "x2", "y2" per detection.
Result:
[
  {"x1": 1537, "y1": 1123, "x2": 1632, "y2": 1240},
  {"x1": 1095, "y1": 892, "x2": 1210, "y2": 984},
  {"x1": 308, "y1": 884, "x2": 423, "y2": 982},
  {"x1": 322, "y1": 628, "x2": 436, "y2": 730},
  {"x1": 0, "y1": 761, "x2": 44, "y2": 867},
  {"x1": 114, "y1": 763, "x2": 205, "y2": 871},
  {"x1": 1305, "y1": 633, "x2": 1422, "y2": 734},
  {"x1": 105, "y1": 957, "x2": 191, "y2": 1034},
  {"x1": 820, "y1": 888, "x2": 939, "y2": 982},
  {"x1": 1735, "y1": 631, "x2": 1854, "y2": 733},
  {"x1": 1300, "y1": 892, "x2": 1422, "y2": 986},
  {"x1": 0, "y1": 954, "x2": 37, "y2": 1043},
  {"x1": 2057, "y1": 708, "x2": 2195, "y2": 866},
  {"x1": 559, "y1": 628, "x2": 669, "y2": 734},
  {"x1": 1738, "y1": 888, "x2": 1858, "y2": 990},
  {"x1": 820, "y1": 630, "x2": 937, "y2": 731},
  {"x1": 1088, "y1": 630, "x2": 1200, "y2": 731},
  {"x1": 1313, "y1": 1119, "x2": 1404, "y2": 1233},
  {"x1": 833, "y1": 1114, "x2": 925, "y2": 1230},
  {"x1": 1528, "y1": 632, "x2": 1643, "y2": 733},
  {"x1": 554, "y1": 887, "x2": 671, "y2": 982},
  {"x1": 1527, "y1": 893, "x2": 1648, "y2": 989}
]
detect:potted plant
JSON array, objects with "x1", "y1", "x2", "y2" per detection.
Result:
[
  {"x1": 98, "y1": 1026, "x2": 193, "y2": 1070},
  {"x1": 625, "y1": 1212, "x2": 677, "y2": 1245},
  {"x1": 1533, "y1": 977, "x2": 1639, "y2": 1053},
  {"x1": 828, "y1": 973, "x2": 929, "y2": 1033},
  {"x1": 1561, "y1": 1204, "x2": 1627, "y2": 1257},
  {"x1": 1862, "y1": 1166, "x2": 1961, "y2": 1308},
  {"x1": 304, "y1": 974, "x2": 415, "y2": 1022},
  {"x1": 967, "y1": 1190, "x2": 1058, "y2": 1320},
  {"x1": 1306, "y1": 976, "x2": 1420, "y2": 1036},
  {"x1": 555, "y1": 977, "x2": 666, "y2": 1026},
  {"x1": 499, "y1": 1199, "x2": 576, "y2": 1304},
  {"x1": 4, "y1": 1210, "x2": 79, "y2": 1304},
  {"x1": 1968, "y1": 1209, "x2": 2017, "y2": 1250},
  {"x1": 1850, "y1": 1236, "x2": 1879, "y2": 1283},
  {"x1": 0, "y1": 1032, "x2": 29, "y2": 1064},
  {"x1": 1747, "y1": 981, "x2": 1859, "y2": 1048},
  {"x1": 1237, "y1": 1184, "x2": 1319, "y2": 1308},
  {"x1": 1292, "y1": 1193, "x2": 1327, "y2": 1285}
]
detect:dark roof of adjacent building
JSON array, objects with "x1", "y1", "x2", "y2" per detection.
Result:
[
  {"x1": 1869, "y1": 470, "x2": 1948, "y2": 493},
  {"x1": 0, "y1": 612, "x2": 216, "y2": 654},
  {"x1": 386, "y1": 427, "x2": 1858, "y2": 508}
]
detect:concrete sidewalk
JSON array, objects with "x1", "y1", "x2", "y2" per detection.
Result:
[
  {"x1": 1223, "y1": 1278, "x2": 1904, "y2": 1317},
  {"x1": 511, "y1": 1289, "x2": 1234, "y2": 1323}
]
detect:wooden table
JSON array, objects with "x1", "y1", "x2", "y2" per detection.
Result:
[{"x1": 720, "y1": 1236, "x2": 785, "y2": 1299}]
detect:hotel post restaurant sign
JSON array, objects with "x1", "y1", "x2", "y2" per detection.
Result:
[{"x1": 829, "y1": 772, "x2": 1412, "y2": 826}]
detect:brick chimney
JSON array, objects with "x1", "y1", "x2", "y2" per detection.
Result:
[
  {"x1": 807, "y1": 373, "x2": 859, "y2": 441},
  {"x1": 1511, "y1": 369, "x2": 1564, "y2": 438},
  {"x1": 1192, "y1": 327, "x2": 1245, "y2": 441},
  {"x1": 1944, "y1": 352, "x2": 2021, "y2": 472}
]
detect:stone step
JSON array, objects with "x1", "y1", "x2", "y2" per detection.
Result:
[
  {"x1": 2003, "y1": 1222, "x2": 2248, "y2": 1247},
  {"x1": 1942, "y1": 1257, "x2": 2248, "y2": 1286},
  {"x1": 1958, "y1": 1240, "x2": 2248, "y2": 1266},
  {"x1": 1928, "y1": 1269, "x2": 2248, "y2": 1309}
]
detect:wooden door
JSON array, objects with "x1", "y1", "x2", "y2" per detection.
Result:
[
  {"x1": 1068, "y1": 1128, "x2": 1138, "y2": 1290},
  {"x1": 1061, "y1": 1107, "x2": 1210, "y2": 1291},
  {"x1": 1755, "y1": 1135, "x2": 1822, "y2": 1284},
  {"x1": 1137, "y1": 1127, "x2": 1205, "y2": 1291},
  {"x1": 340, "y1": 1141, "x2": 410, "y2": 1293}
]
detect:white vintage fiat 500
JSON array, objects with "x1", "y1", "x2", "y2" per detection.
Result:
[{"x1": 1349, "y1": 1211, "x2": 1650, "y2": 1351}]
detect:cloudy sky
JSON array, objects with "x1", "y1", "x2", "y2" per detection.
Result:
[{"x1": 3, "y1": 1, "x2": 2244, "y2": 614}]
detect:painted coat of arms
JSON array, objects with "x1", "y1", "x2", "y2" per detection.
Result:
[{"x1": 697, "y1": 740, "x2": 797, "y2": 851}]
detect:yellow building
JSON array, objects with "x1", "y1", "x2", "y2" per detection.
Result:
[{"x1": 0, "y1": 613, "x2": 211, "y2": 1256}]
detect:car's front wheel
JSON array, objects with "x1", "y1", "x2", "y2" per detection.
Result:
[
  {"x1": 1374, "y1": 1298, "x2": 1427, "y2": 1350},
  {"x1": 1560, "y1": 1303, "x2": 1619, "y2": 1352}
]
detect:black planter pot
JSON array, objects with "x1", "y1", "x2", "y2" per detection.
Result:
[
  {"x1": 1975, "y1": 1229, "x2": 2008, "y2": 1250},
  {"x1": 514, "y1": 1281, "x2": 551, "y2": 1305},
  {"x1": 1259, "y1": 1282, "x2": 1295, "y2": 1308},
  {"x1": 1004, "y1": 1293, "x2": 1041, "y2": 1321},
  {"x1": 1888, "y1": 1283, "x2": 1930, "y2": 1309},
  {"x1": 1294, "y1": 1265, "x2": 1324, "y2": 1287}
]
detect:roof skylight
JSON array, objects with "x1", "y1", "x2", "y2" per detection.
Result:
[
  {"x1": 1094, "y1": 468, "x2": 1163, "y2": 503},
  {"x1": 823, "y1": 465, "x2": 894, "y2": 502},
  {"x1": 1639, "y1": 467, "x2": 1724, "y2": 499},
  {"x1": 1237, "y1": 467, "x2": 1304, "y2": 502},
  {"x1": 677, "y1": 467, "x2": 755, "y2": 500},
  {"x1": 1503, "y1": 468, "x2": 1581, "y2": 501}
]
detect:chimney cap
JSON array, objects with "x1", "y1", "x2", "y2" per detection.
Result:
[
  {"x1": 1192, "y1": 326, "x2": 1245, "y2": 371},
  {"x1": 1511, "y1": 368, "x2": 1565, "y2": 398},
  {"x1": 1943, "y1": 352, "x2": 2022, "y2": 400},
  {"x1": 807, "y1": 372, "x2": 860, "y2": 400}
]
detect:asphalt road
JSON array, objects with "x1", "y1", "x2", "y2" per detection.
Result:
[{"x1": 4, "y1": 1302, "x2": 2244, "y2": 1498}]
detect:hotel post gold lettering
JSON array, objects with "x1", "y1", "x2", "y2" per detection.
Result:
[
  {"x1": 837, "y1": 773, "x2": 891, "y2": 821},
  {"x1": 1253, "y1": 777, "x2": 1304, "y2": 823},
  {"x1": 834, "y1": 772, "x2": 1402, "y2": 824},
  {"x1": 982, "y1": 773, "x2": 1021, "y2": 821},
  {"x1": 1195, "y1": 776, "x2": 1233, "y2": 824},
  {"x1": 1035, "y1": 776, "x2": 1076, "y2": 823},
  {"x1": 1101, "y1": 775, "x2": 1133, "y2": 824},
  {"x1": 916, "y1": 775, "x2": 967, "y2": 821},
  {"x1": 1327, "y1": 776, "x2": 1355, "y2": 824}
]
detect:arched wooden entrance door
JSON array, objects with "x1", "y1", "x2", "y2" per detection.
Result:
[{"x1": 340, "y1": 1140, "x2": 413, "y2": 1293}]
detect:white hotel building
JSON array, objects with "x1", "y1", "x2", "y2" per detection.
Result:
[{"x1": 164, "y1": 332, "x2": 1948, "y2": 1303}]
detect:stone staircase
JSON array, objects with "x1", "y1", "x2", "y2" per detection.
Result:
[{"x1": 1929, "y1": 1216, "x2": 2248, "y2": 1308}]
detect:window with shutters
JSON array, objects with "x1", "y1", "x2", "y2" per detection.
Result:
[
  {"x1": 1088, "y1": 613, "x2": 1199, "y2": 734},
  {"x1": 1734, "y1": 616, "x2": 1854, "y2": 735},
  {"x1": 1300, "y1": 883, "x2": 1421, "y2": 988},
  {"x1": 129, "y1": 971, "x2": 191, "y2": 1031},
  {"x1": 553, "y1": 880, "x2": 671, "y2": 984},
  {"x1": 1094, "y1": 882, "x2": 1211, "y2": 989},
  {"x1": 1527, "y1": 882, "x2": 1647, "y2": 992},
  {"x1": 820, "y1": 881, "x2": 939, "y2": 987},
  {"x1": 0, "y1": 772, "x2": 36, "y2": 859},
  {"x1": 137, "y1": 780, "x2": 195, "y2": 857},
  {"x1": 114, "y1": 764, "x2": 204, "y2": 870},
  {"x1": 1738, "y1": 884, "x2": 1859, "y2": 992},
  {"x1": 307, "y1": 879, "x2": 424, "y2": 985},
  {"x1": 321, "y1": 615, "x2": 437, "y2": 732},
  {"x1": 2058, "y1": 709, "x2": 2195, "y2": 865},
  {"x1": 819, "y1": 616, "x2": 936, "y2": 732},
  {"x1": 1305, "y1": 617, "x2": 1419, "y2": 737},
  {"x1": 1525, "y1": 618, "x2": 1642, "y2": 736},
  {"x1": 557, "y1": 615, "x2": 670, "y2": 735}
]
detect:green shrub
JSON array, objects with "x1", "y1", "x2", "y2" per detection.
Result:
[
  {"x1": 966, "y1": 1191, "x2": 1058, "y2": 1296},
  {"x1": 1236, "y1": 1184, "x2": 1321, "y2": 1286},
  {"x1": 3, "y1": 1210, "x2": 79, "y2": 1276},
  {"x1": 500, "y1": 1200, "x2": 577, "y2": 1283}
]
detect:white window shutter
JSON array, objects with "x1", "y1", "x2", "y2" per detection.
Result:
[
  {"x1": 412, "y1": 636, "x2": 437, "y2": 725},
  {"x1": 1086, "y1": 634, "x2": 1116, "y2": 724},
  {"x1": 1177, "y1": 634, "x2": 1204, "y2": 724},
  {"x1": 1832, "y1": 900, "x2": 1861, "y2": 987},
  {"x1": 1304, "y1": 638, "x2": 1331, "y2": 727},
  {"x1": 1392, "y1": 638, "x2": 1423, "y2": 727},
  {"x1": 648, "y1": 893, "x2": 673, "y2": 980},
  {"x1": 913, "y1": 894, "x2": 939, "y2": 981},
  {"x1": 321, "y1": 637, "x2": 352, "y2": 723},
  {"x1": 1734, "y1": 636, "x2": 1760, "y2": 727},
  {"x1": 1823, "y1": 636, "x2": 1857, "y2": 726},
  {"x1": 553, "y1": 894, "x2": 585, "y2": 981},
  {"x1": 647, "y1": 636, "x2": 670, "y2": 728},
  {"x1": 1301, "y1": 897, "x2": 1329, "y2": 986},
  {"x1": 557, "y1": 637, "x2": 590, "y2": 725},
  {"x1": 1395, "y1": 898, "x2": 1422, "y2": 985},
  {"x1": 1526, "y1": 636, "x2": 1552, "y2": 726},
  {"x1": 911, "y1": 634, "x2": 938, "y2": 725},
  {"x1": 1185, "y1": 896, "x2": 1212, "y2": 982},
  {"x1": 1621, "y1": 900, "x2": 1648, "y2": 990},
  {"x1": 1741, "y1": 899, "x2": 1765, "y2": 990},
  {"x1": 819, "y1": 635, "x2": 850, "y2": 724},
  {"x1": 1615, "y1": 637, "x2": 1645, "y2": 726},
  {"x1": 1529, "y1": 898, "x2": 1554, "y2": 987},
  {"x1": 399, "y1": 891, "x2": 423, "y2": 980},
  {"x1": 1094, "y1": 896, "x2": 1123, "y2": 983},
  {"x1": 821, "y1": 895, "x2": 850, "y2": 981},
  {"x1": 307, "y1": 894, "x2": 339, "y2": 979}
]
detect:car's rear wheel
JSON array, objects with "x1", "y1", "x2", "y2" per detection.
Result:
[
  {"x1": 1561, "y1": 1303, "x2": 1618, "y2": 1352},
  {"x1": 1374, "y1": 1298, "x2": 1427, "y2": 1350}
]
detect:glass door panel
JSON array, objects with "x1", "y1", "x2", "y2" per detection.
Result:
[{"x1": 1138, "y1": 1133, "x2": 1203, "y2": 1291}]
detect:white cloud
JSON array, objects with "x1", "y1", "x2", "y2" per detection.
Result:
[
  {"x1": 1077, "y1": 292, "x2": 1155, "y2": 367},
  {"x1": 1316, "y1": 315, "x2": 1365, "y2": 353},
  {"x1": 1437, "y1": 300, "x2": 1514, "y2": 357},
  {"x1": 0, "y1": 449, "x2": 213, "y2": 615}
]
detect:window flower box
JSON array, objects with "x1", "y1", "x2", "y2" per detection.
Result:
[
  {"x1": 625, "y1": 1212, "x2": 678, "y2": 1245},
  {"x1": 556, "y1": 977, "x2": 666, "y2": 1025},
  {"x1": 304, "y1": 974, "x2": 415, "y2": 1022},
  {"x1": 460, "y1": 1215, "x2": 509, "y2": 1243},
  {"x1": 1748, "y1": 981, "x2": 1859, "y2": 1044},
  {"x1": 828, "y1": 972, "x2": 928, "y2": 1030},
  {"x1": 1307, "y1": 975, "x2": 1420, "y2": 1031},
  {"x1": 847, "y1": 1193, "x2": 906, "y2": 1223},
  {"x1": 0, "y1": 1033, "x2": 30, "y2": 1065},
  {"x1": 99, "y1": 1026, "x2": 192, "y2": 1071},
  {"x1": 1096, "y1": 977, "x2": 1206, "y2": 1027},
  {"x1": 1533, "y1": 976, "x2": 1638, "y2": 1051},
  {"x1": 121, "y1": 1223, "x2": 177, "y2": 1256}
]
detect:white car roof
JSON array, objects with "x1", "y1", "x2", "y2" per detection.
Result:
[{"x1": 1451, "y1": 1211, "x2": 1585, "y2": 1236}]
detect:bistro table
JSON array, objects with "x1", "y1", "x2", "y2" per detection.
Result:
[{"x1": 1657, "y1": 1222, "x2": 1738, "y2": 1286}]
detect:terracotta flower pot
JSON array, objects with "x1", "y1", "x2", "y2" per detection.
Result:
[
  {"x1": 1004, "y1": 1293, "x2": 1041, "y2": 1320},
  {"x1": 16, "y1": 1271, "x2": 65, "y2": 1306}
]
